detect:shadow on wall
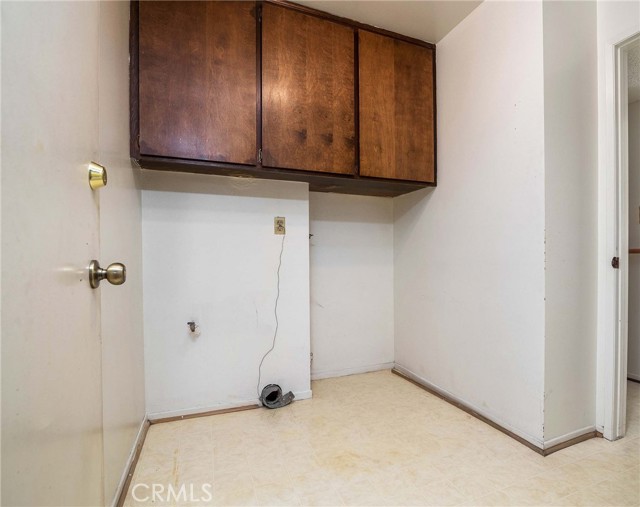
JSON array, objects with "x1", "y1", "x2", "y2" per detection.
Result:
[
  {"x1": 309, "y1": 191, "x2": 395, "y2": 224},
  {"x1": 393, "y1": 187, "x2": 435, "y2": 233},
  {"x1": 139, "y1": 168, "x2": 307, "y2": 201}
]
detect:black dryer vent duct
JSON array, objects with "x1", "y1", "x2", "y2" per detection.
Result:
[{"x1": 260, "y1": 384, "x2": 295, "y2": 409}]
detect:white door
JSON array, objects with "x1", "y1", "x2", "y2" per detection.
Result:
[{"x1": 2, "y1": 3, "x2": 105, "y2": 505}]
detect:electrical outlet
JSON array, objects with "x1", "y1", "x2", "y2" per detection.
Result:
[{"x1": 274, "y1": 216, "x2": 286, "y2": 235}]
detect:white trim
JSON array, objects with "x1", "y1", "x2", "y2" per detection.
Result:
[
  {"x1": 311, "y1": 362, "x2": 395, "y2": 381},
  {"x1": 147, "y1": 390, "x2": 313, "y2": 420},
  {"x1": 394, "y1": 364, "x2": 545, "y2": 449},
  {"x1": 543, "y1": 426, "x2": 597, "y2": 450},
  {"x1": 597, "y1": 30, "x2": 640, "y2": 442},
  {"x1": 628, "y1": 373, "x2": 640, "y2": 382},
  {"x1": 596, "y1": 30, "x2": 619, "y2": 441},
  {"x1": 293, "y1": 389, "x2": 313, "y2": 400},
  {"x1": 615, "y1": 37, "x2": 632, "y2": 439},
  {"x1": 110, "y1": 416, "x2": 148, "y2": 507}
]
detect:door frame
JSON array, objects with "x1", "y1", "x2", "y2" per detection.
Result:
[{"x1": 598, "y1": 32, "x2": 639, "y2": 441}]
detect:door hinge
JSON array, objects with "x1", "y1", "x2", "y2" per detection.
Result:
[
  {"x1": 258, "y1": 148, "x2": 263, "y2": 164},
  {"x1": 612, "y1": 256, "x2": 620, "y2": 269}
]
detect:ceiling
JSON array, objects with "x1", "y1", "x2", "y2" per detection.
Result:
[
  {"x1": 294, "y1": 2, "x2": 640, "y2": 103},
  {"x1": 629, "y1": 44, "x2": 640, "y2": 103},
  {"x1": 298, "y1": 0, "x2": 483, "y2": 44}
]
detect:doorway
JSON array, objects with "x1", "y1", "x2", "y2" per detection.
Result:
[
  {"x1": 626, "y1": 40, "x2": 640, "y2": 435},
  {"x1": 601, "y1": 33, "x2": 640, "y2": 441}
]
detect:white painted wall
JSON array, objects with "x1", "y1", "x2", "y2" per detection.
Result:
[
  {"x1": 542, "y1": 0, "x2": 598, "y2": 443},
  {"x1": 394, "y1": 1, "x2": 547, "y2": 446},
  {"x1": 141, "y1": 172, "x2": 310, "y2": 418},
  {"x1": 309, "y1": 193, "x2": 394, "y2": 380},
  {"x1": 595, "y1": 0, "x2": 640, "y2": 436},
  {"x1": 629, "y1": 100, "x2": 640, "y2": 381},
  {"x1": 98, "y1": 3, "x2": 146, "y2": 504}
]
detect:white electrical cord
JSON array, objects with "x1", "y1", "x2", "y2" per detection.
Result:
[{"x1": 256, "y1": 234, "x2": 286, "y2": 399}]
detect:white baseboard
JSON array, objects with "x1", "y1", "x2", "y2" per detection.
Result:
[
  {"x1": 394, "y1": 364, "x2": 545, "y2": 449},
  {"x1": 543, "y1": 425, "x2": 596, "y2": 449},
  {"x1": 111, "y1": 415, "x2": 148, "y2": 507},
  {"x1": 294, "y1": 389, "x2": 313, "y2": 401},
  {"x1": 628, "y1": 372, "x2": 640, "y2": 382},
  {"x1": 147, "y1": 389, "x2": 313, "y2": 420},
  {"x1": 311, "y1": 362, "x2": 395, "y2": 380}
]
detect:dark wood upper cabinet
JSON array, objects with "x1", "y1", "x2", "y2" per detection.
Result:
[
  {"x1": 359, "y1": 30, "x2": 435, "y2": 183},
  {"x1": 261, "y1": 3, "x2": 356, "y2": 174},
  {"x1": 138, "y1": 1, "x2": 257, "y2": 165},
  {"x1": 131, "y1": 1, "x2": 436, "y2": 196}
]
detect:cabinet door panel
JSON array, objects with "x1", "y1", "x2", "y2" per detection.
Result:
[
  {"x1": 359, "y1": 30, "x2": 435, "y2": 182},
  {"x1": 139, "y1": 1, "x2": 256, "y2": 165},
  {"x1": 262, "y1": 3, "x2": 356, "y2": 174}
]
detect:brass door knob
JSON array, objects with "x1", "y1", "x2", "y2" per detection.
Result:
[{"x1": 89, "y1": 260, "x2": 126, "y2": 289}]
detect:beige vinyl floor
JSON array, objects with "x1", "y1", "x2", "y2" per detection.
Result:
[{"x1": 124, "y1": 371, "x2": 640, "y2": 506}]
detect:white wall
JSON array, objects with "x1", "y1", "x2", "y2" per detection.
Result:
[
  {"x1": 394, "y1": 0, "x2": 547, "y2": 446},
  {"x1": 542, "y1": 0, "x2": 598, "y2": 443},
  {"x1": 629, "y1": 100, "x2": 640, "y2": 381},
  {"x1": 309, "y1": 193, "x2": 394, "y2": 380},
  {"x1": 142, "y1": 172, "x2": 310, "y2": 418},
  {"x1": 595, "y1": 0, "x2": 640, "y2": 435},
  {"x1": 98, "y1": 2, "x2": 146, "y2": 504}
]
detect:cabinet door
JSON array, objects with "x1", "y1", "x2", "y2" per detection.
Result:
[
  {"x1": 262, "y1": 3, "x2": 356, "y2": 174},
  {"x1": 139, "y1": 1, "x2": 256, "y2": 165},
  {"x1": 359, "y1": 31, "x2": 435, "y2": 182}
]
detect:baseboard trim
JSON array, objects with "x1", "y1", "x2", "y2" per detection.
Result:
[
  {"x1": 392, "y1": 366, "x2": 598, "y2": 456},
  {"x1": 293, "y1": 389, "x2": 313, "y2": 401},
  {"x1": 115, "y1": 417, "x2": 150, "y2": 507},
  {"x1": 391, "y1": 367, "x2": 545, "y2": 454},
  {"x1": 114, "y1": 389, "x2": 313, "y2": 503},
  {"x1": 628, "y1": 373, "x2": 640, "y2": 383},
  {"x1": 311, "y1": 362, "x2": 394, "y2": 380},
  {"x1": 543, "y1": 425, "x2": 597, "y2": 449},
  {"x1": 148, "y1": 389, "x2": 312, "y2": 423},
  {"x1": 150, "y1": 404, "x2": 259, "y2": 425},
  {"x1": 543, "y1": 429, "x2": 600, "y2": 455}
]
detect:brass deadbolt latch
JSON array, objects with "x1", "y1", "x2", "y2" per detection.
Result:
[{"x1": 88, "y1": 162, "x2": 107, "y2": 190}]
